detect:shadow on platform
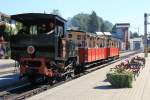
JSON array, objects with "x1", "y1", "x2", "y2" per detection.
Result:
[
  {"x1": 93, "y1": 85, "x2": 113, "y2": 90},
  {"x1": 93, "y1": 84, "x2": 123, "y2": 90}
]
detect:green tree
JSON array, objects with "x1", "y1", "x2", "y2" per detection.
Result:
[
  {"x1": 101, "y1": 21, "x2": 113, "y2": 32},
  {"x1": 88, "y1": 11, "x2": 99, "y2": 33},
  {"x1": 97, "y1": 16, "x2": 103, "y2": 31},
  {"x1": 111, "y1": 25, "x2": 116, "y2": 32},
  {"x1": 0, "y1": 23, "x2": 13, "y2": 41},
  {"x1": 101, "y1": 22, "x2": 106, "y2": 32},
  {"x1": 68, "y1": 11, "x2": 113, "y2": 33},
  {"x1": 70, "y1": 13, "x2": 90, "y2": 31},
  {"x1": 130, "y1": 32, "x2": 139, "y2": 38}
]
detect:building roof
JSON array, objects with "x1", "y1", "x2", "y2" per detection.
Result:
[
  {"x1": 103, "y1": 32, "x2": 111, "y2": 36},
  {"x1": 96, "y1": 32, "x2": 111, "y2": 36},
  {"x1": 115, "y1": 23, "x2": 130, "y2": 28},
  {"x1": 111, "y1": 32, "x2": 123, "y2": 40},
  {"x1": 96, "y1": 32, "x2": 104, "y2": 35}
]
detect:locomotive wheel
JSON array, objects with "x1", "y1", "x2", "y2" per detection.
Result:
[
  {"x1": 64, "y1": 71, "x2": 75, "y2": 81},
  {"x1": 70, "y1": 70, "x2": 75, "y2": 78},
  {"x1": 46, "y1": 77, "x2": 58, "y2": 85},
  {"x1": 64, "y1": 74, "x2": 70, "y2": 80}
]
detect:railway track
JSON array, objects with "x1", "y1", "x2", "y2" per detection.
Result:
[{"x1": 0, "y1": 51, "x2": 142, "y2": 100}]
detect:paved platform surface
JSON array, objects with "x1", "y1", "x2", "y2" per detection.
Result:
[
  {"x1": 0, "y1": 59, "x2": 15, "y2": 68},
  {"x1": 28, "y1": 53, "x2": 147, "y2": 100},
  {"x1": 0, "y1": 59, "x2": 18, "y2": 74}
]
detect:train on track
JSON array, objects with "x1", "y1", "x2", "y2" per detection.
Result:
[{"x1": 10, "y1": 13, "x2": 119, "y2": 83}]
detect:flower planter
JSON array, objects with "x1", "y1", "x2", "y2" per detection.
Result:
[{"x1": 107, "y1": 71, "x2": 133, "y2": 88}]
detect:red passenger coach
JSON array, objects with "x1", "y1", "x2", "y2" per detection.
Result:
[{"x1": 67, "y1": 30, "x2": 120, "y2": 67}]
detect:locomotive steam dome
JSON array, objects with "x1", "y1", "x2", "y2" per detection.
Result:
[{"x1": 27, "y1": 46, "x2": 35, "y2": 54}]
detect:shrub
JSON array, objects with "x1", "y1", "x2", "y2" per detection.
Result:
[{"x1": 107, "y1": 71, "x2": 133, "y2": 88}]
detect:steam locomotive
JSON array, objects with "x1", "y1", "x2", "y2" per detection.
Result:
[{"x1": 10, "y1": 13, "x2": 119, "y2": 83}]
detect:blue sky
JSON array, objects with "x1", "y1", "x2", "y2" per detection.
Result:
[{"x1": 1, "y1": 0, "x2": 150, "y2": 34}]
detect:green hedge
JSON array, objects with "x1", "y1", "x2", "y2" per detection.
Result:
[{"x1": 107, "y1": 71, "x2": 133, "y2": 88}]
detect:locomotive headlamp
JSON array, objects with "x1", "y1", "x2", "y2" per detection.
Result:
[{"x1": 27, "y1": 46, "x2": 35, "y2": 54}]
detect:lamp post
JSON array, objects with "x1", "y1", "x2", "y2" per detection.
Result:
[{"x1": 144, "y1": 13, "x2": 150, "y2": 57}]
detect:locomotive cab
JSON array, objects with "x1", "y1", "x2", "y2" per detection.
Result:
[{"x1": 11, "y1": 13, "x2": 67, "y2": 60}]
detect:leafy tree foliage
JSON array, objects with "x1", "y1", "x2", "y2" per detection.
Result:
[
  {"x1": 97, "y1": 16, "x2": 103, "y2": 31},
  {"x1": 69, "y1": 13, "x2": 90, "y2": 31},
  {"x1": 0, "y1": 23, "x2": 11, "y2": 41},
  {"x1": 101, "y1": 21, "x2": 113, "y2": 32},
  {"x1": 68, "y1": 11, "x2": 113, "y2": 33},
  {"x1": 88, "y1": 11, "x2": 99, "y2": 33},
  {"x1": 130, "y1": 32, "x2": 139, "y2": 38},
  {"x1": 111, "y1": 25, "x2": 117, "y2": 32}
]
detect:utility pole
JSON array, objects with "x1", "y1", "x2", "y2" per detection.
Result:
[{"x1": 144, "y1": 13, "x2": 148, "y2": 57}]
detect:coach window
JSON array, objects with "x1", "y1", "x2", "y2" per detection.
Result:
[
  {"x1": 77, "y1": 35, "x2": 81, "y2": 40},
  {"x1": 82, "y1": 41, "x2": 85, "y2": 47},
  {"x1": 100, "y1": 40, "x2": 102, "y2": 47},
  {"x1": 104, "y1": 39, "x2": 107, "y2": 48},
  {"x1": 115, "y1": 42, "x2": 117, "y2": 48},
  {"x1": 68, "y1": 34, "x2": 72, "y2": 38},
  {"x1": 90, "y1": 37, "x2": 92, "y2": 40},
  {"x1": 116, "y1": 42, "x2": 118, "y2": 48},
  {"x1": 87, "y1": 35, "x2": 90, "y2": 39},
  {"x1": 78, "y1": 43, "x2": 82, "y2": 47},
  {"x1": 101, "y1": 39, "x2": 103, "y2": 47},
  {"x1": 113, "y1": 42, "x2": 114, "y2": 47},
  {"x1": 83, "y1": 35, "x2": 86, "y2": 40}
]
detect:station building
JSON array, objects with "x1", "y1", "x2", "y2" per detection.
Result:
[
  {"x1": 115, "y1": 23, "x2": 130, "y2": 50},
  {"x1": 129, "y1": 37, "x2": 144, "y2": 51}
]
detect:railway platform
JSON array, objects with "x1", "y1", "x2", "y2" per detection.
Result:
[
  {"x1": 0, "y1": 59, "x2": 19, "y2": 88},
  {"x1": 0, "y1": 59, "x2": 18, "y2": 74},
  {"x1": 28, "y1": 53, "x2": 148, "y2": 100},
  {"x1": 0, "y1": 59, "x2": 15, "y2": 67}
]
